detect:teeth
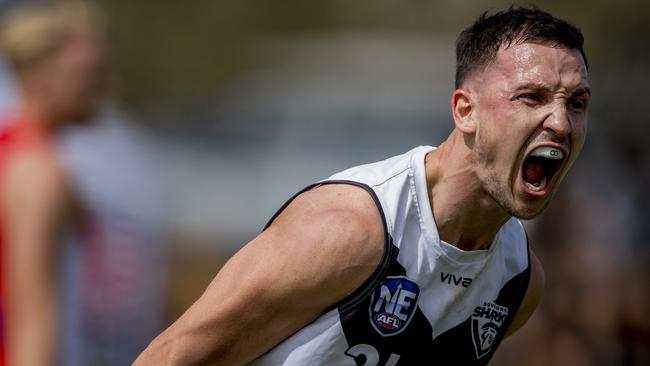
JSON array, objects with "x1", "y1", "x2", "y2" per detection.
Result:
[
  {"x1": 529, "y1": 147, "x2": 564, "y2": 160},
  {"x1": 525, "y1": 176, "x2": 547, "y2": 192}
]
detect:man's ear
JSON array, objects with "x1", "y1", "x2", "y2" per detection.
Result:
[{"x1": 451, "y1": 89, "x2": 476, "y2": 134}]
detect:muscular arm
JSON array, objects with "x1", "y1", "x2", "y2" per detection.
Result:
[
  {"x1": 134, "y1": 184, "x2": 386, "y2": 366},
  {"x1": 2, "y1": 150, "x2": 72, "y2": 366},
  {"x1": 505, "y1": 249, "x2": 544, "y2": 337}
]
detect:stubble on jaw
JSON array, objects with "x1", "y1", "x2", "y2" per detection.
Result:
[
  {"x1": 471, "y1": 141, "x2": 550, "y2": 221},
  {"x1": 472, "y1": 145, "x2": 515, "y2": 217}
]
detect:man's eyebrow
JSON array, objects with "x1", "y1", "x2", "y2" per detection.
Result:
[
  {"x1": 513, "y1": 82, "x2": 552, "y2": 91},
  {"x1": 513, "y1": 83, "x2": 591, "y2": 97},
  {"x1": 571, "y1": 86, "x2": 591, "y2": 97}
]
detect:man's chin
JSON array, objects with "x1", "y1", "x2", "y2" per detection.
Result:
[
  {"x1": 483, "y1": 178, "x2": 553, "y2": 220},
  {"x1": 510, "y1": 199, "x2": 552, "y2": 220}
]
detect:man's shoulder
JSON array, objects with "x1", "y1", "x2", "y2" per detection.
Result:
[
  {"x1": 268, "y1": 183, "x2": 386, "y2": 268},
  {"x1": 275, "y1": 183, "x2": 385, "y2": 237}
]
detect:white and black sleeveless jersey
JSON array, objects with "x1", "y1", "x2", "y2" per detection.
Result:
[{"x1": 250, "y1": 146, "x2": 531, "y2": 366}]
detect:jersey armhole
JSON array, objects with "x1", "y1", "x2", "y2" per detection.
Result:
[
  {"x1": 263, "y1": 179, "x2": 394, "y2": 314},
  {"x1": 500, "y1": 230, "x2": 533, "y2": 332},
  {"x1": 523, "y1": 229, "x2": 532, "y2": 287},
  {"x1": 515, "y1": 229, "x2": 532, "y2": 310}
]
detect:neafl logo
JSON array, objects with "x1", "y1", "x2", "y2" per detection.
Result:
[{"x1": 369, "y1": 276, "x2": 420, "y2": 336}]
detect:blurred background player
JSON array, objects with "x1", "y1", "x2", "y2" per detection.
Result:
[
  {"x1": 0, "y1": 2, "x2": 107, "y2": 365},
  {"x1": 57, "y1": 108, "x2": 170, "y2": 366},
  {"x1": 0, "y1": 1, "x2": 170, "y2": 365}
]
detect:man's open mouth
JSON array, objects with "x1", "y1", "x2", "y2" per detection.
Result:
[{"x1": 521, "y1": 146, "x2": 565, "y2": 193}]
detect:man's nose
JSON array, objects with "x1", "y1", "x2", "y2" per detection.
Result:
[{"x1": 542, "y1": 101, "x2": 571, "y2": 138}]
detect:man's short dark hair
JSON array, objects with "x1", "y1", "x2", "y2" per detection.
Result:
[{"x1": 455, "y1": 7, "x2": 587, "y2": 88}]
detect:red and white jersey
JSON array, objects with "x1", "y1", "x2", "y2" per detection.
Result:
[{"x1": 251, "y1": 146, "x2": 530, "y2": 366}]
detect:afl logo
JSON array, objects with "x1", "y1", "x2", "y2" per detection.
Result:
[
  {"x1": 375, "y1": 313, "x2": 401, "y2": 329},
  {"x1": 369, "y1": 276, "x2": 420, "y2": 336}
]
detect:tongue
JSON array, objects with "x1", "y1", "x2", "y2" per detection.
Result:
[{"x1": 523, "y1": 158, "x2": 545, "y2": 185}]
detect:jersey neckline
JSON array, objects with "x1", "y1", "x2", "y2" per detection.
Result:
[{"x1": 409, "y1": 145, "x2": 502, "y2": 265}]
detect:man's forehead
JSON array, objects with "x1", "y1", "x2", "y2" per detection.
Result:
[{"x1": 488, "y1": 42, "x2": 589, "y2": 89}]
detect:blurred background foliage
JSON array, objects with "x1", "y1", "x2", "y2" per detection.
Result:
[{"x1": 101, "y1": 0, "x2": 648, "y2": 111}]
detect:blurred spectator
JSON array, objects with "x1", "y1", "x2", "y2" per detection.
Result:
[
  {"x1": 0, "y1": 2, "x2": 169, "y2": 365},
  {"x1": 0, "y1": 1, "x2": 107, "y2": 365},
  {"x1": 58, "y1": 109, "x2": 170, "y2": 366}
]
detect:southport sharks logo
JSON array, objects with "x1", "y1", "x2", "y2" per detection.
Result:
[{"x1": 471, "y1": 301, "x2": 509, "y2": 359}]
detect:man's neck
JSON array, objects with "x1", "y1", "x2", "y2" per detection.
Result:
[{"x1": 425, "y1": 131, "x2": 511, "y2": 251}]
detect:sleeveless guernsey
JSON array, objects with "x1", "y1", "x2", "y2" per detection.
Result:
[{"x1": 251, "y1": 145, "x2": 530, "y2": 366}]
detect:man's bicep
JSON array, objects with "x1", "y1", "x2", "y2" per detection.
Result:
[{"x1": 152, "y1": 184, "x2": 385, "y2": 365}]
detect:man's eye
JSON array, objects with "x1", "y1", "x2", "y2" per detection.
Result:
[
  {"x1": 518, "y1": 93, "x2": 543, "y2": 104},
  {"x1": 568, "y1": 98, "x2": 588, "y2": 112}
]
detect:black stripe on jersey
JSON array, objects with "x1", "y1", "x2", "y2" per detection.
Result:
[
  {"x1": 426, "y1": 263, "x2": 531, "y2": 365},
  {"x1": 263, "y1": 180, "x2": 393, "y2": 315},
  {"x1": 424, "y1": 235, "x2": 531, "y2": 365},
  {"x1": 339, "y1": 249, "x2": 437, "y2": 365}
]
